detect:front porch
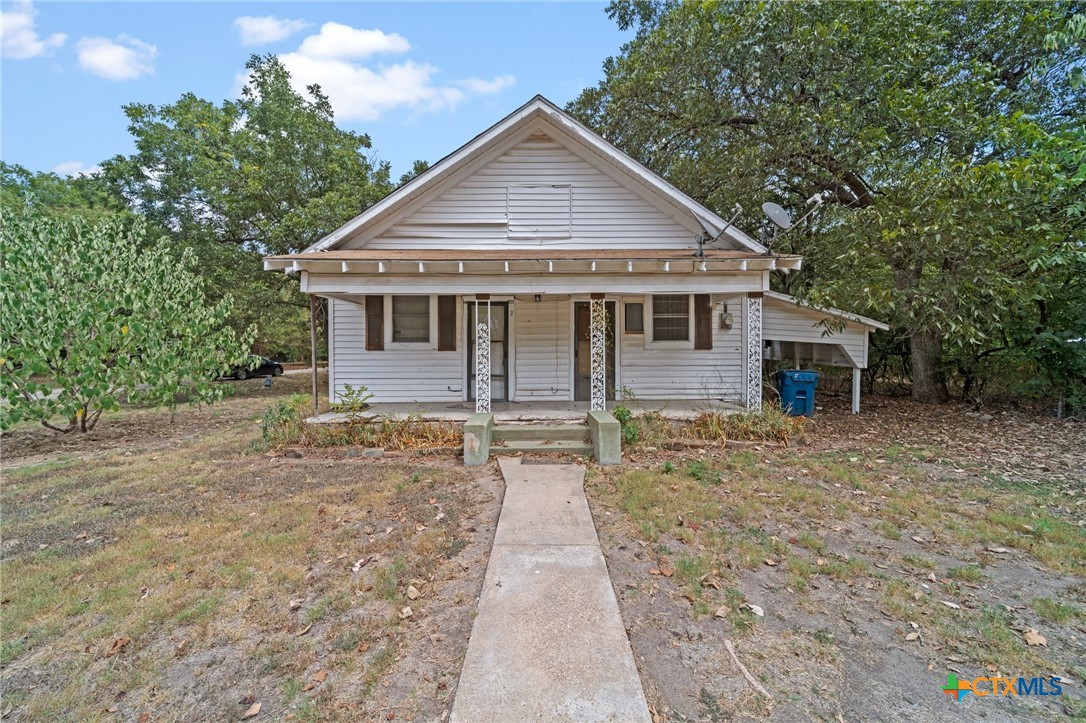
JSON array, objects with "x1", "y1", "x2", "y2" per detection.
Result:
[{"x1": 306, "y1": 397, "x2": 743, "y2": 425}]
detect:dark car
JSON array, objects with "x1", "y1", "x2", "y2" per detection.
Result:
[{"x1": 231, "y1": 355, "x2": 284, "y2": 380}]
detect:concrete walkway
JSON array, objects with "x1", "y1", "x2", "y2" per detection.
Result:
[{"x1": 451, "y1": 457, "x2": 650, "y2": 723}]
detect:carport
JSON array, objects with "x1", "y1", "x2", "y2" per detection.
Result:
[{"x1": 761, "y1": 291, "x2": 889, "y2": 414}]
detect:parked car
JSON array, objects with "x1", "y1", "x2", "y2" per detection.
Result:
[{"x1": 230, "y1": 355, "x2": 284, "y2": 380}]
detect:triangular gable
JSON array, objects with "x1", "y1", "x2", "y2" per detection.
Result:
[{"x1": 306, "y1": 95, "x2": 766, "y2": 254}]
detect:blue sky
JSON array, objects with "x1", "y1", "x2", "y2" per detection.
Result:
[{"x1": 2, "y1": 1, "x2": 630, "y2": 178}]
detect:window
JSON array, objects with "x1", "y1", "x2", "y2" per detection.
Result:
[
  {"x1": 652, "y1": 294, "x2": 690, "y2": 342},
  {"x1": 391, "y1": 296, "x2": 430, "y2": 343},
  {"x1": 624, "y1": 302, "x2": 644, "y2": 334}
]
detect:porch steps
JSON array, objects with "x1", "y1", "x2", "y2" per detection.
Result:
[
  {"x1": 492, "y1": 424, "x2": 589, "y2": 442},
  {"x1": 491, "y1": 424, "x2": 593, "y2": 455}
]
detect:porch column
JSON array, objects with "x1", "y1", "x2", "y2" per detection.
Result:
[
  {"x1": 745, "y1": 293, "x2": 763, "y2": 411},
  {"x1": 475, "y1": 296, "x2": 491, "y2": 414},
  {"x1": 590, "y1": 294, "x2": 607, "y2": 411},
  {"x1": 309, "y1": 294, "x2": 319, "y2": 418},
  {"x1": 851, "y1": 367, "x2": 862, "y2": 415}
]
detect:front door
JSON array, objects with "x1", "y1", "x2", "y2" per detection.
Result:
[
  {"x1": 574, "y1": 301, "x2": 616, "y2": 402},
  {"x1": 467, "y1": 302, "x2": 509, "y2": 403}
]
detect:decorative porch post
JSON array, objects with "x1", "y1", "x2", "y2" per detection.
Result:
[
  {"x1": 309, "y1": 294, "x2": 320, "y2": 418},
  {"x1": 475, "y1": 296, "x2": 491, "y2": 414},
  {"x1": 745, "y1": 293, "x2": 763, "y2": 411},
  {"x1": 590, "y1": 294, "x2": 607, "y2": 411}
]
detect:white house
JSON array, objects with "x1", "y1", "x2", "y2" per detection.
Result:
[{"x1": 265, "y1": 96, "x2": 887, "y2": 419}]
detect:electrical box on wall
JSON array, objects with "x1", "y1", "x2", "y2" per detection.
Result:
[{"x1": 720, "y1": 312, "x2": 734, "y2": 330}]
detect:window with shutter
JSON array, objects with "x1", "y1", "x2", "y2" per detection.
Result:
[
  {"x1": 652, "y1": 294, "x2": 690, "y2": 342},
  {"x1": 391, "y1": 296, "x2": 430, "y2": 343}
]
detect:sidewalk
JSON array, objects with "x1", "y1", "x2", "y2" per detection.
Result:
[{"x1": 451, "y1": 457, "x2": 650, "y2": 722}]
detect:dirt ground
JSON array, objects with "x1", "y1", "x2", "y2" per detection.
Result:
[
  {"x1": 1, "y1": 378, "x2": 504, "y2": 722},
  {"x1": 588, "y1": 395, "x2": 1085, "y2": 722},
  {"x1": 2, "y1": 384, "x2": 1083, "y2": 722}
]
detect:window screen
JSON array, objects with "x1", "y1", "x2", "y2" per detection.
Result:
[
  {"x1": 652, "y1": 294, "x2": 689, "y2": 342},
  {"x1": 391, "y1": 296, "x2": 430, "y2": 343}
]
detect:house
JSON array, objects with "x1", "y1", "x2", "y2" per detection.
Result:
[{"x1": 265, "y1": 96, "x2": 887, "y2": 457}]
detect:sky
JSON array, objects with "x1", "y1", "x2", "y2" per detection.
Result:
[{"x1": 1, "y1": 1, "x2": 631, "y2": 179}]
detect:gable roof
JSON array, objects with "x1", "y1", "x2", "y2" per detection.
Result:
[
  {"x1": 305, "y1": 95, "x2": 767, "y2": 254},
  {"x1": 765, "y1": 291, "x2": 889, "y2": 331}
]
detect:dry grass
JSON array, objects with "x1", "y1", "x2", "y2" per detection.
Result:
[
  {"x1": 259, "y1": 394, "x2": 462, "y2": 451},
  {"x1": 587, "y1": 444, "x2": 1086, "y2": 676},
  {"x1": 1, "y1": 391, "x2": 488, "y2": 721}
]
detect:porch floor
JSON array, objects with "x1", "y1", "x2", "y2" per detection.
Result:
[{"x1": 306, "y1": 398, "x2": 742, "y2": 424}]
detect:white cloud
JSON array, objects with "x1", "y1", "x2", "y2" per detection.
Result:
[
  {"x1": 76, "y1": 34, "x2": 156, "y2": 80},
  {"x1": 1, "y1": 1, "x2": 66, "y2": 59},
  {"x1": 53, "y1": 161, "x2": 101, "y2": 177},
  {"x1": 234, "y1": 15, "x2": 308, "y2": 46},
  {"x1": 296, "y1": 22, "x2": 409, "y2": 60},
  {"x1": 458, "y1": 75, "x2": 517, "y2": 95},
  {"x1": 279, "y1": 54, "x2": 464, "y2": 121},
  {"x1": 256, "y1": 22, "x2": 514, "y2": 122}
]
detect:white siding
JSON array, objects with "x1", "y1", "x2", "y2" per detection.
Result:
[
  {"x1": 618, "y1": 295, "x2": 745, "y2": 402},
  {"x1": 762, "y1": 296, "x2": 868, "y2": 367},
  {"x1": 361, "y1": 133, "x2": 697, "y2": 250},
  {"x1": 512, "y1": 298, "x2": 570, "y2": 400},
  {"x1": 328, "y1": 297, "x2": 463, "y2": 403}
]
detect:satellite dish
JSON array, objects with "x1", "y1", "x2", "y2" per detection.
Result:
[{"x1": 762, "y1": 202, "x2": 793, "y2": 230}]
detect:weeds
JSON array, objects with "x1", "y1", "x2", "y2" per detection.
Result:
[
  {"x1": 691, "y1": 407, "x2": 805, "y2": 444},
  {"x1": 257, "y1": 401, "x2": 461, "y2": 451}
]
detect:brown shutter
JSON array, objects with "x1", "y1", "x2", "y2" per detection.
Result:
[
  {"x1": 694, "y1": 294, "x2": 712, "y2": 350},
  {"x1": 365, "y1": 295, "x2": 384, "y2": 351},
  {"x1": 437, "y1": 295, "x2": 456, "y2": 351}
]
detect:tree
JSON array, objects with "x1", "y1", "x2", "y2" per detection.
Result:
[
  {"x1": 100, "y1": 55, "x2": 393, "y2": 354},
  {"x1": 1, "y1": 162, "x2": 129, "y2": 220},
  {"x1": 0, "y1": 206, "x2": 254, "y2": 432},
  {"x1": 572, "y1": 0, "x2": 1085, "y2": 402}
]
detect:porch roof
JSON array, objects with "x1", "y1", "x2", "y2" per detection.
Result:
[{"x1": 264, "y1": 248, "x2": 803, "y2": 274}]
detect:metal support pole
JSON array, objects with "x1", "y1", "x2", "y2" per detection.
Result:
[
  {"x1": 590, "y1": 294, "x2": 606, "y2": 411},
  {"x1": 852, "y1": 367, "x2": 861, "y2": 415},
  {"x1": 309, "y1": 294, "x2": 320, "y2": 418}
]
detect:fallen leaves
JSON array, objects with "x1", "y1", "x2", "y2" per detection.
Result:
[
  {"x1": 399, "y1": 606, "x2": 413, "y2": 620},
  {"x1": 241, "y1": 702, "x2": 261, "y2": 719},
  {"x1": 763, "y1": 558, "x2": 778, "y2": 567},
  {"x1": 743, "y1": 603, "x2": 765, "y2": 617},
  {"x1": 105, "y1": 637, "x2": 131, "y2": 657},
  {"x1": 406, "y1": 585, "x2": 421, "y2": 600},
  {"x1": 296, "y1": 623, "x2": 312, "y2": 637},
  {"x1": 939, "y1": 600, "x2": 961, "y2": 610},
  {"x1": 1023, "y1": 628, "x2": 1047, "y2": 646}
]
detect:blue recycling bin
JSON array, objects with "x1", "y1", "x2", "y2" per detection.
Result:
[{"x1": 776, "y1": 370, "x2": 820, "y2": 417}]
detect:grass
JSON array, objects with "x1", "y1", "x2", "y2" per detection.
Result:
[
  {"x1": 1032, "y1": 597, "x2": 1082, "y2": 623},
  {"x1": 0, "y1": 390, "x2": 480, "y2": 721},
  {"x1": 587, "y1": 442, "x2": 1086, "y2": 678}
]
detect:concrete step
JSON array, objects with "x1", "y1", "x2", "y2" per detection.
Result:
[
  {"x1": 493, "y1": 439, "x2": 593, "y2": 455},
  {"x1": 492, "y1": 424, "x2": 590, "y2": 443}
]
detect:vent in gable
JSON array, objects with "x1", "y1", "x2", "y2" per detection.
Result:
[{"x1": 507, "y1": 184, "x2": 572, "y2": 239}]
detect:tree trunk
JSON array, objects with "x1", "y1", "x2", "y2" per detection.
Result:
[{"x1": 910, "y1": 329, "x2": 949, "y2": 403}]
